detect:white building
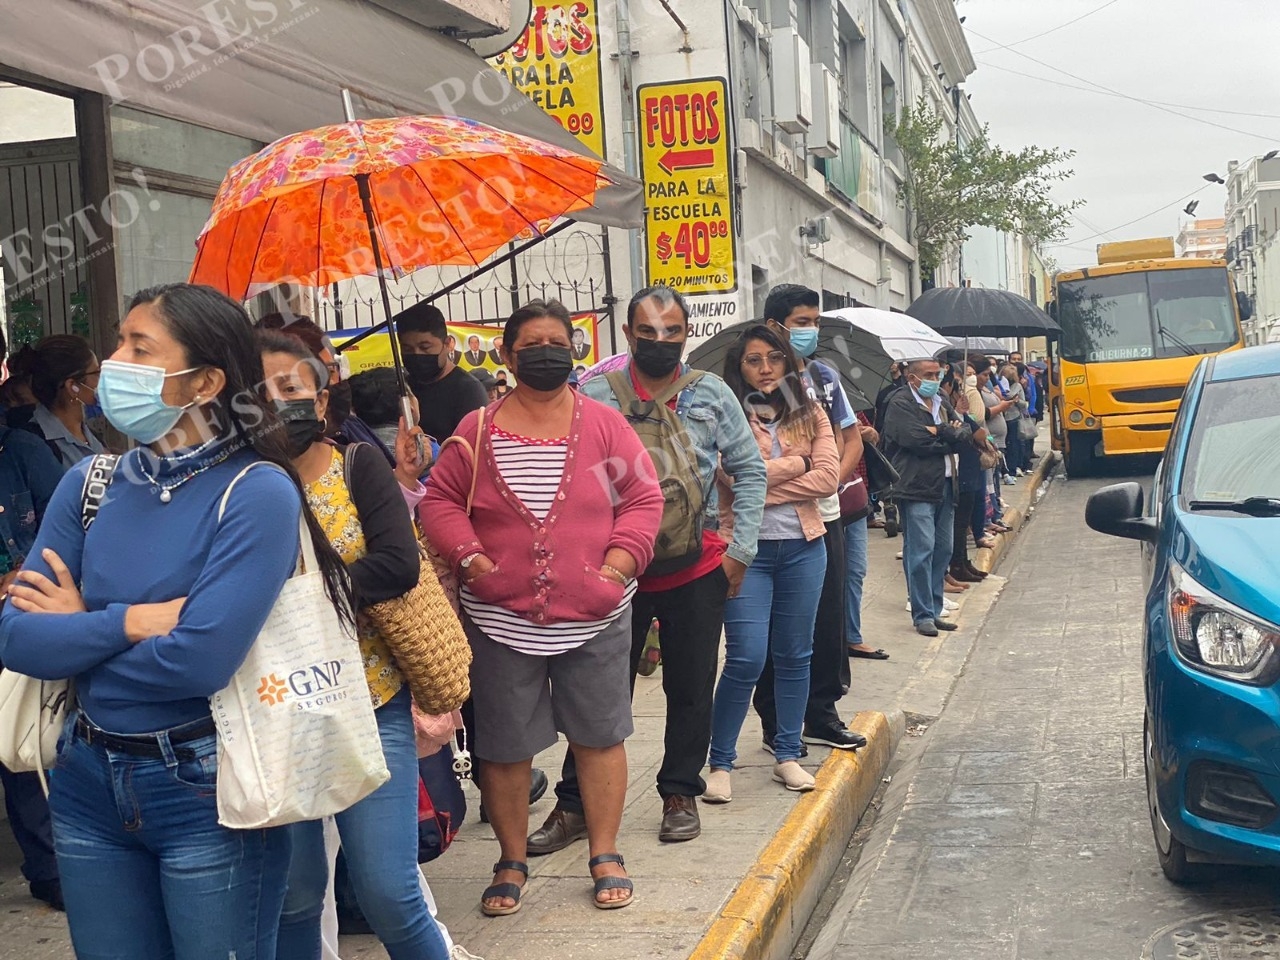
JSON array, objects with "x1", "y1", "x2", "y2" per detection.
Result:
[{"x1": 1225, "y1": 154, "x2": 1280, "y2": 345}]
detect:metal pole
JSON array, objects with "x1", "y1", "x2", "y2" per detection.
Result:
[
  {"x1": 616, "y1": 0, "x2": 647, "y2": 297},
  {"x1": 953, "y1": 85, "x2": 964, "y2": 288}
]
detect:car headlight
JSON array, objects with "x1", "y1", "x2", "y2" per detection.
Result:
[
  {"x1": 1168, "y1": 563, "x2": 1280, "y2": 685},
  {"x1": 1069, "y1": 409, "x2": 1084, "y2": 424}
]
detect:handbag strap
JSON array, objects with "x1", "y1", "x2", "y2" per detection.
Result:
[
  {"x1": 438, "y1": 406, "x2": 487, "y2": 516},
  {"x1": 80, "y1": 454, "x2": 119, "y2": 531},
  {"x1": 217, "y1": 461, "x2": 317, "y2": 575}
]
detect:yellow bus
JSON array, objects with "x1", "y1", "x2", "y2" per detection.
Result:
[{"x1": 1048, "y1": 237, "x2": 1249, "y2": 477}]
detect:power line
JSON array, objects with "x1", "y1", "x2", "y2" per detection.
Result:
[
  {"x1": 970, "y1": 0, "x2": 1124, "y2": 55},
  {"x1": 967, "y1": 27, "x2": 1280, "y2": 143},
  {"x1": 1047, "y1": 185, "x2": 1213, "y2": 247},
  {"x1": 974, "y1": 59, "x2": 1280, "y2": 122}
]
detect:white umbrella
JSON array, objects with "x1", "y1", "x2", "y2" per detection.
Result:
[{"x1": 821, "y1": 307, "x2": 951, "y2": 362}]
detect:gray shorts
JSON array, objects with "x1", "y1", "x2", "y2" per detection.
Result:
[{"x1": 464, "y1": 608, "x2": 635, "y2": 764}]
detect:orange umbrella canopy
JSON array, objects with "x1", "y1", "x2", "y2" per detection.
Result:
[{"x1": 190, "y1": 115, "x2": 611, "y2": 300}]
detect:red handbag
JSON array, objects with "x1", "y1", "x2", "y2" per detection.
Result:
[{"x1": 839, "y1": 476, "x2": 871, "y2": 524}]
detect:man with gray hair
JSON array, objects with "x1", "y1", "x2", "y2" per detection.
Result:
[{"x1": 882, "y1": 358, "x2": 970, "y2": 637}]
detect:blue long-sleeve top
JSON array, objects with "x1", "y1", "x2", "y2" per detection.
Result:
[{"x1": 0, "y1": 441, "x2": 301, "y2": 733}]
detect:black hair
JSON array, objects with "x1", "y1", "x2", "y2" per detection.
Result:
[
  {"x1": 256, "y1": 312, "x2": 330, "y2": 362},
  {"x1": 763, "y1": 284, "x2": 820, "y2": 325},
  {"x1": 256, "y1": 329, "x2": 327, "y2": 392},
  {"x1": 722, "y1": 323, "x2": 819, "y2": 444},
  {"x1": 130, "y1": 283, "x2": 355, "y2": 626},
  {"x1": 12, "y1": 334, "x2": 96, "y2": 407},
  {"x1": 502, "y1": 299, "x2": 574, "y2": 353},
  {"x1": 393, "y1": 300, "x2": 448, "y2": 341},
  {"x1": 348, "y1": 368, "x2": 402, "y2": 427},
  {"x1": 626, "y1": 284, "x2": 689, "y2": 328}
]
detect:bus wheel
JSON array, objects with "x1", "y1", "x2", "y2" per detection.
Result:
[{"x1": 1064, "y1": 431, "x2": 1098, "y2": 478}]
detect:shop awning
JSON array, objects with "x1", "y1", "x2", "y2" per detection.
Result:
[{"x1": 0, "y1": 0, "x2": 641, "y2": 227}]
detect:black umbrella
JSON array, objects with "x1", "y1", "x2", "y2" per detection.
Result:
[{"x1": 905, "y1": 287, "x2": 1061, "y2": 340}]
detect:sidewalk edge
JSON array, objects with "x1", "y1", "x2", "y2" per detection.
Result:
[
  {"x1": 687, "y1": 709, "x2": 904, "y2": 960},
  {"x1": 971, "y1": 450, "x2": 1058, "y2": 574}
]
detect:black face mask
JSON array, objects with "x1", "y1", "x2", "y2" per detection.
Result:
[
  {"x1": 275, "y1": 399, "x2": 323, "y2": 457},
  {"x1": 404, "y1": 353, "x2": 441, "y2": 387},
  {"x1": 632, "y1": 337, "x2": 684, "y2": 378},
  {"x1": 513, "y1": 345, "x2": 573, "y2": 392}
]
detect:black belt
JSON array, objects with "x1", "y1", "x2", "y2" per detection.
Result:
[{"x1": 74, "y1": 716, "x2": 216, "y2": 761}]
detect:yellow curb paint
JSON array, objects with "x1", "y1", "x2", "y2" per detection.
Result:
[{"x1": 688, "y1": 710, "x2": 894, "y2": 960}]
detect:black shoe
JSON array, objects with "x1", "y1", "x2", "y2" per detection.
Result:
[
  {"x1": 915, "y1": 620, "x2": 939, "y2": 637},
  {"x1": 802, "y1": 726, "x2": 867, "y2": 750},
  {"x1": 527, "y1": 806, "x2": 589, "y2": 855},
  {"x1": 934, "y1": 619, "x2": 959, "y2": 631},
  {"x1": 481, "y1": 766, "x2": 550, "y2": 823},
  {"x1": 762, "y1": 733, "x2": 809, "y2": 758},
  {"x1": 29, "y1": 879, "x2": 64, "y2": 912}
]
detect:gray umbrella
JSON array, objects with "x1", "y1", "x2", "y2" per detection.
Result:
[{"x1": 906, "y1": 287, "x2": 1060, "y2": 339}]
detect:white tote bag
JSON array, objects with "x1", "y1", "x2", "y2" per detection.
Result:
[
  {"x1": 0, "y1": 674, "x2": 70, "y2": 790},
  {"x1": 210, "y1": 463, "x2": 389, "y2": 829}
]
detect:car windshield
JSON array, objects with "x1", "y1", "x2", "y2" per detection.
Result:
[
  {"x1": 1181, "y1": 374, "x2": 1280, "y2": 503},
  {"x1": 1058, "y1": 267, "x2": 1239, "y2": 364}
]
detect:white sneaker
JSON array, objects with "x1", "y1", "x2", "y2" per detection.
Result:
[
  {"x1": 895, "y1": 551, "x2": 904, "y2": 560},
  {"x1": 703, "y1": 768, "x2": 732, "y2": 804},
  {"x1": 772, "y1": 760, "x2": 815, "y2": 792},
  {"x1": 938, "y1": 606, "x2": 955, "y2": 619},
  {"x1": 1002, "y1": 476, "x2": 1016, "y2": 486},
  {"x1": 452, "y1": 948, "x2": 487, "y2": 960},
  {"x1": 943, "y1": 598, "x2": 959, "y2": 612}
]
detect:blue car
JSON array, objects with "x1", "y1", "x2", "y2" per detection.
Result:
[{"x1": 1086, "y1": 343, "x2": 1280, "y2": 883}]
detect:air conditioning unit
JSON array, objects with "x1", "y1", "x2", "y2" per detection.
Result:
[
  {"x1": 771, "y1": 27, "x2": 812, "y2": 134},
  {"x1": 807, "y1": 63, "x2": 839, "y2": 158}
]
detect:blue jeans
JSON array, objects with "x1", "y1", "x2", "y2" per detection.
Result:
[
  {"x1": 711, "y1": 538, "x2": 826, "y2": 766},
  {"x1": 843, "y1": 516, "x2": 868, "y2": 646},
  {"x1": 900, "y1": 483, "x2": 955, "y2": 625},
  {"x1": 49, "y1": 716, "x2": 290, "y2": 960},
  {"x1": 277, "y1": 687, "x2": 449, "y2": 960}
]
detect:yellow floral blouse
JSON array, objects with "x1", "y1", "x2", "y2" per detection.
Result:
[{"x1": 305, "y1": 447, "x2": 404, "y2": 708}]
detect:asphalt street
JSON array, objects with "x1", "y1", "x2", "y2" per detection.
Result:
[{"x1": 814, "y1": 469, "x2": 1280, "y2": 960}]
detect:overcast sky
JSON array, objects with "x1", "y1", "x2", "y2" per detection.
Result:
[{"x1": 956, "y1": 0, "x2": 1280, "y2": 269}]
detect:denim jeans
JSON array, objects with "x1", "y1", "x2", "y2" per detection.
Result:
[
  {"x1": 278, "y1": 687, "x2": 449, "y2": 960},
  {"x1": 843, "y1": 516, "x2": 868, "y2": 646},
  {"x1": 711, "y1": 537, "x2": 826, "y2": 767},
  {"x1": 49, "y1": 716, "x2": 290, "y2": 960},
  {"x1": 900, "y1": 483, "x2": 955, "y2": 625}
]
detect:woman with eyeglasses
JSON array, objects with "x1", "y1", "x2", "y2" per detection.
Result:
[
  {"x1": 7, "y1": 335, "x2": 109, "y2": 470},
  {"x1": 705, "y1": 325, "x2": 839, "y2": 800}
]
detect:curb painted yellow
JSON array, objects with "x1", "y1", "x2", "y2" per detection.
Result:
[
  {"x1": 971, "y1": 450, "x2": 1058, "y2": 574},
  {"x1": 688, "y1": 710, "x2": 895, "y2": 960}
]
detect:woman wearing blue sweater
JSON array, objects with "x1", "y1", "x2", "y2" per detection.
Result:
[{"x1": 0, "y1": 283, "x2": 354, "y2": 960}]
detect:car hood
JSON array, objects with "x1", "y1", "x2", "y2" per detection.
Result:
[{"x1": 1172, "y1": 512, "x2": 1280, "y2": 628}]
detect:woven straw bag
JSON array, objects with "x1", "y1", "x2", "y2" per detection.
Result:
[{"x1": 345, "y1": 443, "x2": 472, "y2": 715}]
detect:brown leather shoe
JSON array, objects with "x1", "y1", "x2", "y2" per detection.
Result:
[
  {"x1": 527, "y1": 806, "x2": 588, "y2": 856},
  {"x1": 659, "y1": 795, "x2": 701, "y2": 843}
]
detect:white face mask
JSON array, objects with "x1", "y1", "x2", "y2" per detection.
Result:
[{"x1": 965, "y1": 375, "x2": 978, "y2": 388}]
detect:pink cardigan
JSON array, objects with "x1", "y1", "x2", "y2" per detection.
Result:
[
  {"x1": 420, "y1": 392, "x2": 664, "y2": 625},
  {"x1": 718, "y1": 406, "x2": 840, "y2": 543}
]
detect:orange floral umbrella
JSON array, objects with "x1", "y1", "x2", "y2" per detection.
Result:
[{"x1": 190, "y1": 115, "x2": 611, "y2": 299}]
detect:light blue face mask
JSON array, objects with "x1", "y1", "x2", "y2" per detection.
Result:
[
  {"x1": 97, "y1": 360, "x2": 200, "y2": 444},
  {"x1": 789, "y1": 327, "x2": 819, "y2": 358},
  {"x1": 916, "y1": 378, "x2": 942, "y2": 400}
]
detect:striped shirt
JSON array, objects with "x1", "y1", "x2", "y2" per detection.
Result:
[{"x1": 461, "y1": 423, "x2": 634, "y2": 656}]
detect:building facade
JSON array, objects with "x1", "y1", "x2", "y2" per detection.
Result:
[
  {"x1": 1176, "y1": 217, "x2": 1228, "y2": 260},
  {"x1": 1225, "y1": 155, "x2": 1280, "y2": 345}
]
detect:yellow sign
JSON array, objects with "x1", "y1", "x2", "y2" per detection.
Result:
[
  {"x1": 332, "y1": 316, "x2": 601, "y2": 385},
  {"x1": 638, "y1": 77, "x2": 737, "y2": 295},
  {"x1": 488, "y1": 1, "x2": 606, "y2": 159}
]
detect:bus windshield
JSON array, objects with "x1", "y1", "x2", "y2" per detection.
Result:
[{"x1": 1058, "y1": 267, "x2": 1239, "y2": 364}]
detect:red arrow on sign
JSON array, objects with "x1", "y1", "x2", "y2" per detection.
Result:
[{"x1": 658, "y1": 148, "x2": 715, "y2": 175}]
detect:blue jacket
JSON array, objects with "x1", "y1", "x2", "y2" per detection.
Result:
[
  {"x1": 581, "y1": 360, "x2": 767, "y2": 566},
  {"x1": 0, "y1": 442, "x2": 301, "y2": 732},
  {"x1": 0, "y1": 427, "x2": 66, "y2": 568}
]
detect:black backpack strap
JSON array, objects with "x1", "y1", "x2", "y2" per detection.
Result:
[{"x1": 80, "y1": 454, "x2": 119, "y2": 532}]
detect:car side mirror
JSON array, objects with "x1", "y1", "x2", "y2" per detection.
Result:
[{"x1": 1085, "y1": 482, "x2": 1159, "y2": 543}]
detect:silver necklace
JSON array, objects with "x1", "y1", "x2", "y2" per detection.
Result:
[{"x1": 138, "y1": 443, "x2": 235, "y2": 503}]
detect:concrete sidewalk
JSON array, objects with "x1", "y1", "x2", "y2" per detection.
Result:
[{"x1": 0, "y1": 437, "x2": 1055, "y2": 960}]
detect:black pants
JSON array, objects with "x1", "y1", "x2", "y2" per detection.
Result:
[
  {"x1": 754, "y1": 520, "x2": 848, "y2": 736},
  {"x1": 0, "y1": 762, "x2": 57, "y2": 884},
  {"x1": 556, "y1": 565, "x2": 730, "y2": 809},
  {"x1": 952, "y1": 489, "x2": 977, "y2": 566}
]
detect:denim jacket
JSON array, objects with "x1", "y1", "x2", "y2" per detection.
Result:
[
  {"x1": 0, "y1": 427, "x2": 66, "y2": 568},
  {"x1": 581, "y1": 360, "x2": 767, "y2": 566}
]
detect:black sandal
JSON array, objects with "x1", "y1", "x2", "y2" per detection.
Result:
[
  {"x1": 480, "y1": 860, "x2": 528, "y2": 917},
  {"x1": 588, "y1": 853, "x2": 634, "y2": 910}
]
